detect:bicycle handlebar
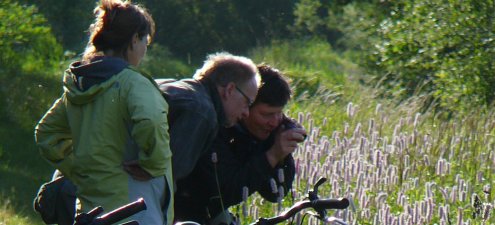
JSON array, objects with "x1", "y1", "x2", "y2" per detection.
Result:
[
  {"x1": 251, "y1": 198, "x2": 349, "y2": 225},
  {"x1": 74, "y1": 198, "x2": 147, "y2": 225},
  {"x1": 312, "y1": 198, "x2": 349, "y2": 209}
]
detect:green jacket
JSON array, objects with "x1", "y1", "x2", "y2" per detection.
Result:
[{"x1": 35, "y1": 57, "x2": 174, "y2": 223}]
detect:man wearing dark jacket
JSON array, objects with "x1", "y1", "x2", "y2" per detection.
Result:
[
  {"x1": 174, "y1": 64, "x2": 307, "y2": 224},
  {"x1": 158, "y1": 52, "x2": 260, "y2": 181},
  {"x1": 33, "y1": 52, "x2": 260, "y2": 225}
]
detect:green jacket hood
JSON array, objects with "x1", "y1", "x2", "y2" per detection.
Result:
[{"x1": 63, "y1": 56, "x2": 128, "y2": 105}]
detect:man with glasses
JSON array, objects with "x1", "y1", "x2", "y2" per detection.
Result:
[
  {"x1": 173, "y1": 64, "x2": 306, "y2": 225},
  {"x1": 31, "y1": 52, "x2": 260, "y2": 225},
  {"x1": 157, "y1": 52, "x2": 260, "y2": 183},
  {"x1": 235, "y1": 85, "x2": 253, "y2": 107}
]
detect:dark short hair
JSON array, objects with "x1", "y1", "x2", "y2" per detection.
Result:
[
  {"x1": 254, "y1": 64, "x2": 291, "y2": 107},
  {"x1": 83, "y1": 0, "x2": 155, "y2": 62}
]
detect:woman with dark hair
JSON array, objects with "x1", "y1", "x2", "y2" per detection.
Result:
[{"x1": 34, "y1": 0, "x2": 173, "y2": 224}]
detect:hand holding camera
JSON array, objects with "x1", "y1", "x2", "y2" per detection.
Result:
[
  {"x1": 266, "y1": 116, "x2": 307, "y2": 167},
  {"x1": 281, "y1": 117, "x2": 307, "y2": 142}
]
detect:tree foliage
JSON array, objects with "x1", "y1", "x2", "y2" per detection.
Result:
[
  {"x1": 140, "y1": 44, "x2": 194, "y2": 79},
  {"x1": 0, "y1": 0, "x2": 63, "y2": 129},
  {"x1": 367, "y1": 0, "x2": 495, "y2": 111},
  {"x1": 17, "y1": 0, "x2": 95, "y2": 51},
  {"x1": 19, "y1": 0, "x2": 296, "y2": 62},
  {"x1": 143, "y1": 0, "x2": 296, "y2": 61},
  {"x1": 0, "y1": 0, "x2": 62, "y2": 75},
  {"x1": 292, "y1": 0, "x2": 495, "y2": 112},
  {"x1": 4, "y1": 0, "x2": 495, "y2": 115},
  {"x1": 292, "y1": 0, "x2": 397, "y2": 50}
]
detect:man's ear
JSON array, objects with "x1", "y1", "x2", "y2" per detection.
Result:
[{"x1": 220, "y1": 82, "x2": 236, "y2": 99}]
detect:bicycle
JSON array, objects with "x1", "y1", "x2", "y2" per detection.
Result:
[
  {"x1": 175, "y1": 177, "x2": 350, "y2": 225},
  {"x1": 65, "y1": 177, "x2": 349, "y2": 225},
  {"x1": 73, "y1": 198, "x2": 147, "y2": 225},
  {"x1": 250, "y1": 177, "x2": 350, "y2": 225}
]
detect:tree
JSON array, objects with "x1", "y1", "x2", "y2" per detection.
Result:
[
  {"x1": 18, "y1": 0, "x2": 95, "y2": 52},
  {"x1": 292, "y1": 0, "x2": 396, "y2": 50},
  {"x1": 143, "y1": 0, "x2": 295, "y2": 61},
  {"x1": 0, "y1": 0, "x2": 63, "y2": 128},
  {"x1": 0, "y1": 0, "x2": 62, "y2": 75},
  {"x1": 367, "y1": 0, "x2": 495, "y2": 111}
]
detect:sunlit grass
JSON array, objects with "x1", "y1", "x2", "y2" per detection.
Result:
[
  {"x1": 3, "y1": 38, "x2": 495, "y2": 225},
  {"x1": 0, "y1": 119, "x2": 53, "y2": 225},
  {"x1": 235, "y1": 96, "x2": 495, "y2": 224},
  {"x1": 0, "y1": 196, "x2": 44, "y2": 225},
  {"x1": 231, "y1": 39, "x2": 495, "y2": 224}
]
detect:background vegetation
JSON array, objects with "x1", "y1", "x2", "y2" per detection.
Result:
[{"x1": 1, "y1": 0, "x2": 494, "y2": 224}]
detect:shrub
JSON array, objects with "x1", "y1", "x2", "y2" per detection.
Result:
[
  {"x1": 366, "y1": 0, "x2": 495, "y2": 112},
  {"x1": 139, "y1": 44, "x2": 194, "y2": 79},
  {"x1": 0, "y1": 0, "x2": 63, "y2": 129}
]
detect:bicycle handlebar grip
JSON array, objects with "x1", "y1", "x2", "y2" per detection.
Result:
[
  {"x1": 313, "y1": 198, "x2": 350, "y2": 210},
  {"x1": 94, "y1": 198, "x2": 147, "y2": 225}
]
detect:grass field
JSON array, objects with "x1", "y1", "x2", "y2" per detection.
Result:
[
  {"x1": 2, "y1": 39, "x2": 494, "y2": 224},
  {"x1": 0, "y1": 119, "x2": 52, "y2": 225}
]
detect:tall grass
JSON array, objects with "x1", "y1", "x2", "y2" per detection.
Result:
[
  {"x1": 249, "y1": 38, "x2": 365, "y2": 133},
  {"x1": 233, "y1": 40, "x2": 495, "y2": 225},
  {"x1": 2, "y1": 38, "x2": 494, "y2": 225},
  {"x1": 0, "y1": 196, "x2": 39, "y2": 225},
  {"x1": 0, "y1": 115, "x2": 53, "y2": 225},
  {"x1": 0, "y1": 53, "x2": 67, "y2": 225},
  {"x1": 236, "y1": 96, "x2": 495, "y2": 224}
]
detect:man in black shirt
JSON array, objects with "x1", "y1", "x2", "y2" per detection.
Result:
[
  {"x1": 174, "y1": 64, "x2": 307, "y2": 224},
  {"x1": 158, "y1": 52, "x2": 260, "y2": 182}
]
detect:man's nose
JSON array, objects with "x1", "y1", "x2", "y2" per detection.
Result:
[
  {"x1": 241, "y1": 107, "x2": 250, "y2": 119},
  {"x1": 268, "y1": 115, "x2": 282, "y2": 127},
  {"x1": 267, "y1": 119, "x2": 278, "y2": 127}
]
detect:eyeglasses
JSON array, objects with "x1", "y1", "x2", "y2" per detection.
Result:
[{"x1": 235, "y1": 85, "x2": 253, "y2": 107}]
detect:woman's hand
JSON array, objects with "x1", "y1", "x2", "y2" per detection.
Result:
[{"x1": 123, "y1": 160, "x2": 153, "y2": 181}]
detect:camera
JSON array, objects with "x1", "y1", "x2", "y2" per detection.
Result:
[
  {"x1": 282, "y1": 119, "x2": 299, "y2": 130},
  {"x1": 281, "y1": 118, "x2": 307, "y2": 140}
]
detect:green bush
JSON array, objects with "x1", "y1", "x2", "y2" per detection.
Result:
[
  {"x1": 291, "y1": 0, "x2": 495, "y2": 113},
  {"x1": 247, "y1": 38, "x2": 373, "y2": 134},
  {"x1": 291, "y1": 0, "x2": 396, "y2": 51},
  {"x1": 249, "y1": 38, "x2": 353, "y2": 97},
  {"x1": 140, "y1": 44, "x2": 195, "y2": 79},
  {"x1": 0, "y1": 0, "x2": 63, "y2": 129},
  {"x1": 366, "y1": 0, "x2": 495, "y2": 111},
  {"x1": 0, "y1": 1, "x2": 62, "y2": 75}
]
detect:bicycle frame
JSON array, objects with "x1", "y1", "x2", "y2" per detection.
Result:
[{"x1": 73, "y1": 178, "x2": 348, "y2": 225}]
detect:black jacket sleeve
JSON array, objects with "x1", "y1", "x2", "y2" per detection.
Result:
[
  {"x1": 169, "y1": 110, "x2": 217, "y2": 180},
  {"x1": 257, "y1": 154, "x2": 295, "y2": 202},
  {"x1": 212, "y1": 127, "x2": 296, "y2": 207}
]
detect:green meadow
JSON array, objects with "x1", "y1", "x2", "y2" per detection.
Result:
[{"x1": 2, "y1": 0, "x2": 495, "y2": 224}]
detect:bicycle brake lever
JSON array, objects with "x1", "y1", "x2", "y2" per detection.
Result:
[
  {"x1": 309, "y1": 177, "x2": 327, "y2": 200},
  {"x1": 308, "y1": 177, "x2": 328, "y2": 219},
  {"x1": 313, "y1": 177, "x2": 327, "y2": 194}
]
